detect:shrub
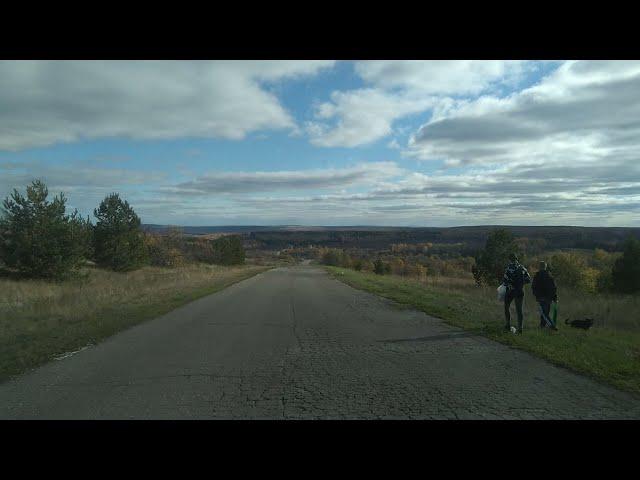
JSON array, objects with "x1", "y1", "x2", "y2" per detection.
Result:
[
  {"x1": 320, "y1": 248, "x2": 352, "y2": 268},
  {"x1": 404, "y1": 262, "x2": 427, "y2": 280},
  {"x1": 93, "y1": 193, "x2": 147, "y2": 271},
  {"x1": 187, "y1": 235, "x2": 245, "y2": 266},
  {"x1": 612, "y1": 236, "x2": 640, "y2": 294},
  {"x1": 592, "y1": 248, "x2": 617, "y2": 271},
  {"x1": 144, "y1": 233, "x2": 185, "y2": 268},
  {"x1": 548, "y1": 252, "x2": 605, "y2": 294},
  {"x1": 596, "y1": 269, "x2": 615, "y2": 293},
  {"x1": 164, "y1": 226, "x2": 186, "y2": 252},
  {"x1": 184, "y1": 237, "x2": 214, "y2": 263},
  {"x1": 362, "y1": 260, "x2": 375, "y2": 272},
  {"x1": 390, "y1": 257, "x2": 405, "y2": 276},
  {"x1": 579, "y1": 267, "x2": 600, "y2": 294},
  {"x1": 549, "y1": 252, "x2": 586, "y2": 289},
  {"x1": 165, "y1": 248, "x2": 185, "y2": 268},
  {"x1": 0, "y1": 180, "x2": 92, "y2": 279},
  {"x1": 374, "y1": 258, "x2": 390, "y2": 275},
  {"x1": 213, "y1": 235, "x2": 245, "y2": 265},
  {"x1": 340, "y1": 252, "x2": 352, "y2": 268},
  {"x1": 416, "y1": 264, "x2": 428, "y2": 280}
]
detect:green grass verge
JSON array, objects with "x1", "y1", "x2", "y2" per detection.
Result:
[
  {"x1": 326, "y1": 266, "x2": 640, "y2": 395},
  {"x1": 0, "y1": 264, "x2": 271, "y2": 382}
]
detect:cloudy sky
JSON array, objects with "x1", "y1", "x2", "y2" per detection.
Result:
[{"x1": 1, "y1": 60, "x2": 638, "y2": 227}]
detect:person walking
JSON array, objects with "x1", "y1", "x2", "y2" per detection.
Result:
[
  {"x1": 503, "y1": 253, "x2": 531, "y2": 334},
  {"x1": 531, "y1": 261, "x2": 558, "y2": 330}
]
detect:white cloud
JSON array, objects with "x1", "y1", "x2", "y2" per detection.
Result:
[
  {"x1": 407, "y1": 60, "x2": 640, "y2": 167},
  {"x1": 355, "y1": 60, "x2": 532, "y2": 95},
  {"x1": 387, "y1": 138, "x2": 401, "y2": 149},
  {"x1": 0, "y1": 60, "x2": 335, "y2": 151},
  {"x1": 306, "y1": 60, "x2": 538, "y2": 148},
  {"x1": 162, "y1": 161, "x2": 404, "y2": 195},
  {"x1": 223, "y1": 162, "x2": 640, "y2": 226},
  {"x1": 0, "y1": 160, "x2": 164, "y2": 191},
  {"x1": 306, "y1": 89, "x2": 434, "y2": 147},
  {"x1": 7, "y1": 154, "x2": 634, "y2": 226}
]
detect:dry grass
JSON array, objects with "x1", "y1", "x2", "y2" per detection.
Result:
[{"x1": 0, "y1": 263, "x2": 270, "y2": 381}]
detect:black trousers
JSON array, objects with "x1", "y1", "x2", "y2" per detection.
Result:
[{"x1": 504, "y1": 290, "x2": 524, "y2": 331}]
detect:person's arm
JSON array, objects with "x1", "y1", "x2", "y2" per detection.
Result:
[
  {"x1": 523, "y1": 267, "x2": 531, "y2": 285},
  {"x1": 531, "y1": 273, "x2": 539, "y2": 297},
  {"x1": 502, "y1": 268, "x2": 511, "y2": 287},
  {"x1": 550, "y1": 276, "x2": 558, "y2": 301}
]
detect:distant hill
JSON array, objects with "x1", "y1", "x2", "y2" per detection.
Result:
[
  {"x1": 142, "y1": 224, "x2": 408, "y2": 234},
  {"x1": 142, "y1": 225, "x2": 280, "y2": 235},
  {"x1": 142, "y1": 224, "x2": 640, "y2": 252}
]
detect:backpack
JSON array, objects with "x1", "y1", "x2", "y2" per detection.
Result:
[{"x1": 510, "y1": 265, "x2": 526, "y2": 291}]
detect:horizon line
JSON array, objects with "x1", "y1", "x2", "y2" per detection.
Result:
[{"x1": 142, "y1": 223, "x2": 640, "y2": 229}]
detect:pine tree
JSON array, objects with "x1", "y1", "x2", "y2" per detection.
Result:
[
  {"x1": 93, "y1": 193, "x2": 147, "y2": 271},
  {"x1": 473, "y1": 228, "x2": 520, "y2": 286},
  {"x1": 612, "y1": 236, "x2": 640, "y2": 293},
  {"x1": 0, "y1": 180, "x2": 91, "y2": 279},
  {"x1": 374, "y1": 258, "x2": 386, "y2": 275},
  {"x1": 229, "y1": 235, "x2": 245, "y2": 264}
]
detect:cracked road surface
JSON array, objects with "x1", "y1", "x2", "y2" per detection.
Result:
[{"x1": 1, "y1": 266, "x2": 639, "y2": 419}]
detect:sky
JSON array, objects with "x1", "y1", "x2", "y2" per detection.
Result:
[{"x1": 1, "y1": 60, "x2": 639, "y2": 227}]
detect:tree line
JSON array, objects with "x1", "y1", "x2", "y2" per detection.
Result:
[
  {"x1": 0, "y1": 180, "x2": 245, "y2": 280},
  {"x1": 472, "y1": 229, "x2": 640, "y2": 294},
  {"x1": 319, "y1": 247, "x2": 429, "y2": 278},
  {"x1": 319, "y1": 227, "x2": 640, "y2": 295}
]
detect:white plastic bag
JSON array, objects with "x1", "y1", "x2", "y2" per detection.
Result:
[{"x1": 497, "y1": 284, "x2": 507, "y2": 302}]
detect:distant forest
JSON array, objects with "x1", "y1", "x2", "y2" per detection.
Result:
[{"x1": 143, "y1": 225, "x2": 640, "y2": 253}]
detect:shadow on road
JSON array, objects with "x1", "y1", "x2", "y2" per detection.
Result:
[{"x1": 380, "y1": 331, "x2": 477, "y2": 343}]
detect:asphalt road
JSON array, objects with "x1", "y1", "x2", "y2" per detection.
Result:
[{"x1": 1, "y1": 266, "x2": 639, "y2": 419}]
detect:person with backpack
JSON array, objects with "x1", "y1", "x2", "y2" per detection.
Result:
[
  {"x1": 531, "y1": 261, "x2": 558, "y2": 330},
  {"x1": 502, "y1": 253, "x2": 531, "y2": 334}
]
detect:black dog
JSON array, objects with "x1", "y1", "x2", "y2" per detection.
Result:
[{"x1": 565, "y1": 318, "x2": 594, "y2": 330}]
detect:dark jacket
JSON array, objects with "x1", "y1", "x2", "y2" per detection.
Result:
[
  {"x1": 502, "y1": 261, "x2": 531, "y2": 296},
  {"x1": 531, "y1": 270, "x2": 557, "y2": 302}
]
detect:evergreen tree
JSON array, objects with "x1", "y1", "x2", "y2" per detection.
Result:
[
  {"x1": 612, "y1": 236, "x2": 640, "y2": 293},
  {"x1": 473, "y1": 228, "x2": 520, "y2": 286},
  {"x1": 93, "y1": 193, "x2": 147, "y2": 271},
  {"x1": 0, "y1": 180, "x2": 91, "y2": 279},
  {"x1": 229, "y1": 235, "x2": 246, "y2": 264}
]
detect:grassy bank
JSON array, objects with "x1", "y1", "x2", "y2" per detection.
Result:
[
  {"x1": 326, "y1": 266, "x2": 640, "y2": 395},
  {"x1": 0, "y1": 264, "x2": 270, "y2": 382}
]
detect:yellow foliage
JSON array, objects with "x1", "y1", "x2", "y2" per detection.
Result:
[{"x1": 578, "y1": 267, "x2": 600, "y2": 294}]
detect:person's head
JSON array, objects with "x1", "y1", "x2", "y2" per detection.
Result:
[
  {"x1": 539, "y1": 261, "x2": 547, "y2": 271},
  {"x1": 509, "y1": 253, "x2": 518, "y2": 263}
]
